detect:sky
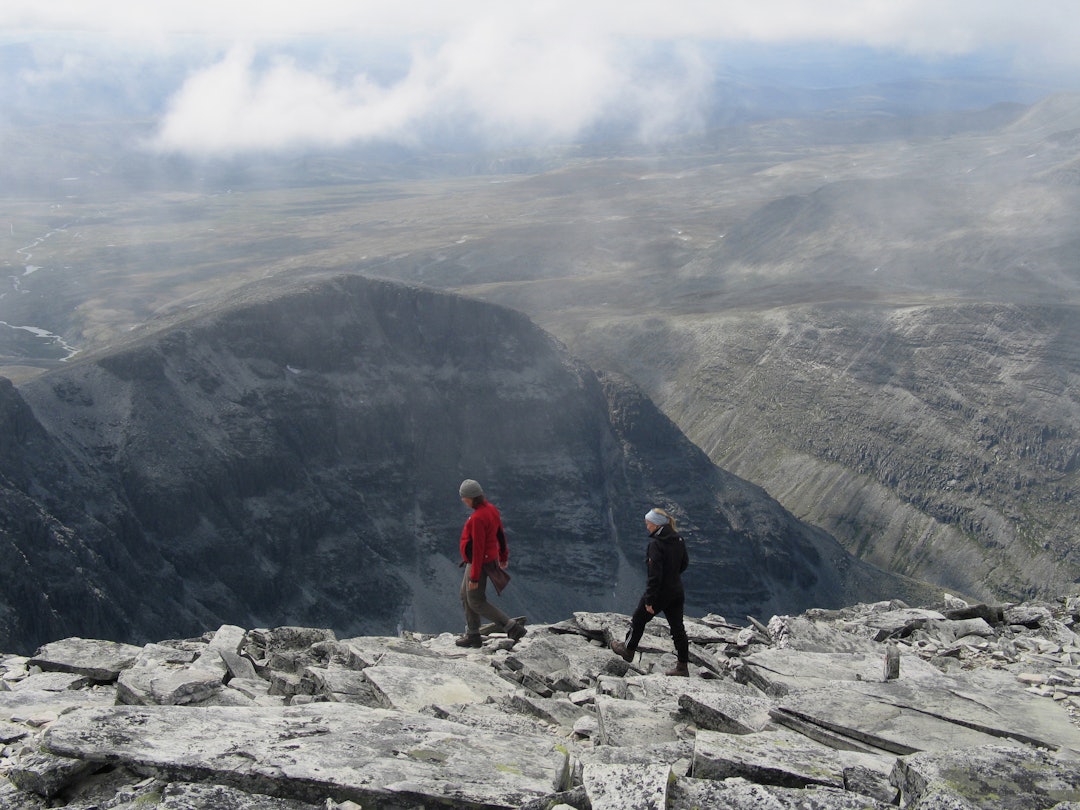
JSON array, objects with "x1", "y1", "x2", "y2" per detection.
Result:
[{"x1": 3, "y1": 1, "x2": 1080, "y2": 156}]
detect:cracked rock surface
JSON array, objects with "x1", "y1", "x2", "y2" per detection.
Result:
[{"x1": 2, "y1": 594, "x2": 1079, "y2": 809}]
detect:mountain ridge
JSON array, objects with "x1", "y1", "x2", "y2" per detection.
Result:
[{"x1": 0, "y1": 273, "x2": 938, "y2": 655}]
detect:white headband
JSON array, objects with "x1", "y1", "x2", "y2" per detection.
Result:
[{"x1": 644, "y1": 509, "x2": 669, "y2": 526}]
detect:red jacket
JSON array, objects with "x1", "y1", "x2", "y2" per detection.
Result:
[{"x1": 460, "y1": 501, "x2": 508, "y2": 582}]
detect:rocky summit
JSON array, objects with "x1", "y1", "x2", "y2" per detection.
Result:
[{"x1": 2, "y1": 593, "x2": 1079, "y2": 809}]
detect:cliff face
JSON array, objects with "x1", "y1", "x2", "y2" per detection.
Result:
[
  {"x1": 575, "y1": 301, "x2": 1080, "y2": 603},
  {"x1": 2, "y1": 274, "x2": 934, "y2": 654}
]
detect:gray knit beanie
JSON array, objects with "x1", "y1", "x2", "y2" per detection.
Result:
[{"x1": 459, "y1": 479, "x2": 484, "y2": 499}]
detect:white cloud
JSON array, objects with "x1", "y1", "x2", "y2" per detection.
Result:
[
  {"x1": 6, "y1": 1, "x2": 1080, "y2": 155},
  {"x1": 151, "y1": 46, "x2": 430, "y2": 153},
  {"x1": 149, "y1": 15, "x2": 713, "y2": 154}
]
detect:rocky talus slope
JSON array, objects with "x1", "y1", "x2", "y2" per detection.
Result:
[{"x1": 2, "y1": 593, "x2": 1079, "y2": 809}]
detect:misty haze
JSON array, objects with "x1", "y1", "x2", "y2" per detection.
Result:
[
  {"x1": 5, "y1": 7, "x2": 1080, "y2": 808},
  {"x1": 1, "y1": 5, "x2": 1079, "y2": 654}
]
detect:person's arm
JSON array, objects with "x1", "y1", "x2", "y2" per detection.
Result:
[
  {"x1": 497, "y1": 526, "x2": 509, "y2": 567},
  {"x1": 643, "y1": 540, "x2": 663, "y2": 611},
  {"x1": 469, "y1": 510, "x2": 495, "y2": 583}
]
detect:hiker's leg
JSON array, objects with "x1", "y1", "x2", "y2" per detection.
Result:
[
  {"x1": 465, "y1": 570, "x2": 512, "y2": 628},
  {"x1": 625, "y1": 597, "x2": 653, "y2": 652},
  {"x1": 663, "y1": 596, "x2": 690, "y2": 663},
  {"x1": 460, "y1": 570, "x2": 482, "y2": 634}
]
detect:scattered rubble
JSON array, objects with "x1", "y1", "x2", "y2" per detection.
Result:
[{"x1": 2, "y1": 595, "x2": 1079, "y2": 808}]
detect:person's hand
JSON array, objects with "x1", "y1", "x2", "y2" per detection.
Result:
[
  {"x1": 645, "y1": 604, "x2": 655, "y2": 615},
  {"x1": 499, "y1": 560, "x2": 508, "y2": 569},
  {"x1": 468, "y1": 580, "x2": 479, "y2": 591}
]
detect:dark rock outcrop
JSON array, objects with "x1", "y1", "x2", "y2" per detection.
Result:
[{"x1": 1, "y1": 274, "x2": 936, "y2": 654}]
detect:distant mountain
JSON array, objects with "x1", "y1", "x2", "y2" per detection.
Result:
[{"x1": 0, "y1": 274, "x2": 937, "y2": 654}]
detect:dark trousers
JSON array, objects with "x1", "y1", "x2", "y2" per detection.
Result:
[
  {"x1": 460, "y1": 569, "x2": 511, "y2": 635},
  {"x1": 625, "y1": 594, "x2": 689, "y2": 663}
]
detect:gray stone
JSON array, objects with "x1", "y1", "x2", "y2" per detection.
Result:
[
  {"x1": 306, "y1": 667, "x2": 381, "y2": 705},
  {"x1": 206, "y1": 624, "x2": 248, "y2": 655},
  {"x1": 892, "y1": 744, "x2": 1080, "y2": 809},
  {"x1": 692, "y1": 727, "x2": 893, "y2": 791},
  {"x1": 156, "y1": 782, "x2": 323, "y2": 809},
  {"x1": 9, "y1": 671, "x2": 88, "y2": 692},
  {"x1": 362, "y1": 662, "x2": 521, "y2": 711},
  {"x1": 0, "y1": 687, "x2": 115, "y2": 724},
  {"x1": 582, "y1": 763, "x2": 672, "y2": 810},
  {"x1": 220, "y1": 649, "x2": 260, "y2": 681},
  {"x1": 772, "y1": 670, "x2": 1080, "y2": 757},
  {"x1": 767, "y1": 614, "x2": 883, "y2": 654},
  {"x1": 0, "y1": 719, "x2": 29, "y2": 743},
  {"x1": 738, "y1": 647, "x2": 943, "y2": 695},
  {"x1": 679, "y1": 689, "x2": 775, "y2": 733},
  {"x1": 573, "y1": 713, "x2": 599, "y2": 738},
  {"x1": 670, "y1": 777, "x2": 895, "y2": 809},
  {"x1": 509, "y1": 694, "x2": 591, "y2": 730},
  {"x1": 226, "y1": 678, "x2": 273, "y2": 700},
  {"x1": 595, "y1": 695, "x2": 680, "y2": 747},
  {"x1": 0, "y1": 778, "x2": 48, "y2": 810},
  {"x1": 133, "y1": 642, "x2": 199, "y2": 666},
  {"x1": 42, "y1": 703, "x2": 570, "y2": 807},
  {"x1": 6, "y1": 750, "x2": 97, "y2": 798},
  {"x1": 26, "y1": 638, "x2": 141, "y2": 682},
  {"x1": 859, "y1": 609, "x2": 947, "y2": 642},
  {"x1": 1005, "y1": 604, "x2": 1054, "y2": 627},
  {"x1": 116, "y1": 660, "x2": 226, "y2": 706},
  {"x1": 5, "y1": 601, "x2": 1080, "y2": 809}
]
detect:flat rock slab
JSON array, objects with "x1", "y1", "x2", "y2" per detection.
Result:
[
  {"x1": 117, "y1": 662, "x2": 226, "y2": 706},
  {"x1": 893, "y1": 744, "x2": 1080, "y2": 809},
  {"x1": 933, "y1": 666, "x2": 1080, "y2": 756},
  {"x1": 0, "y1": 719, "x2": 30, "y2": 743},
  {"x1": 859, "y1": 609, "x2": 946, "y2": 641},
  {"x1": 777, "y1": 670, "x2": 1080, "y2": 757},
  {"x1": 773, "y1": 685, "x2": 1016, "y2": 756},
  {"x1": 27, "y1": 638, "x2": 142, "y2": 682},
  {"x1": 595, "y1": 696, "x2": 680, "y2": 747},
  {"x1": 670, "y1": 776, "x2": 895, "y2": 810},
  {"x1": 0, "y1": 687, "x2": 115, "y2": 724},
  {"x1": 158, "y1": 782, "x2": 322, "y2": 809},
  {"x1": 678, "y1": 689, "x2": 775, "y2": 734},
  {"x1": 337, "y1": 636, "x2": 441, "y2": 669},
  {"x1": 363, "y1": 660, "x2": 521, "y2": 711},
  {"x1": 505, "y1": 635, "x2": 619, "y2": 681},
  {"x1": 625, "y1": 673, "x2": 757, "y2": 710},
  {"x1": 740, "y1": 648, "x2": 945, "y2": 695},
  {"x1": 582, "y1": 763, "x2": 672, "y2": 810},
  {"x1": 692, "y1": 727, "x2": 893, "y2": 791},
  {"x1": 42, "y1": 703, "x2": 569, "y2": 808},
  {"x1": 9, "y1": 671, "x2": 89, "y2": 692},
  {"x1": 768, "y1": 615, "x2": 883, "y2": 654}
]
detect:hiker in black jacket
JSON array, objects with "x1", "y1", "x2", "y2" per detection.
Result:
[{"x1": 610, "y1": 507, "x2": 691, "y2": 676}]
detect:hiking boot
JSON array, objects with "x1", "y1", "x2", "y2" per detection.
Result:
[
  {"x1": 665, "y1": 661, "x2": 689, "y2": 677},
  {"x1": 455, "y1": 634, "x2": 482, "y2": 648},
  {"x1": 609, "y1": 640, "x2": 635, "y2": 663},
  {"x1": 506, "y1": 622, "x2": 527, "y2": 642}
]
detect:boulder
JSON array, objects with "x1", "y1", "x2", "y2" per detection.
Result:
[
  {"x1": 26, "y1": 638, "x2": 141, "y2": 682},
  {"x1": 42, "y1": 703, "x2": 571, "y2": 807}
]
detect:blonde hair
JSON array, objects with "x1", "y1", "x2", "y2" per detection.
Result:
[{"x1": 647, "y1": 507, "x2": 678, "y2": 532}]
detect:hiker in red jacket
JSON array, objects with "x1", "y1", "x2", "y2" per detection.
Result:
[{"x1": 455, "y1": 479, "x2": 526, "y2": 647}]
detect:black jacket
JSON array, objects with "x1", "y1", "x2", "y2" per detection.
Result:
[{"x1": 643, "y1": 524, "x2": 689, "y2": 605}]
